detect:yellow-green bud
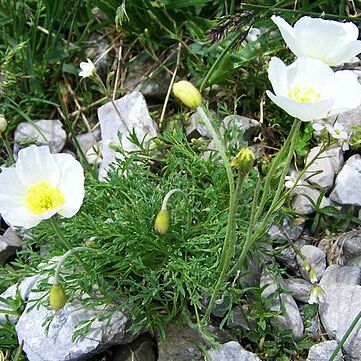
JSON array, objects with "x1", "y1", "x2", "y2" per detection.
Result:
[
  {"x1": 155, "y1": 210, "x2": 170, "y2": 234},
  {"x1": 231, "y1": 148, "x2": 255, "y2": 172},
  {"x1": 0, "y1": 114, "x2": 7, "y2": 134},
  {"x1": 172, "y1": 81, "x2": 202, "y2": 109},
  {"x1": 49, "y1": 284, "x2": 66, "y2": 311}
]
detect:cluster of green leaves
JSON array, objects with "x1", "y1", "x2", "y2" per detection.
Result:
[{"x1": 3, "y1": 130, "x2": 254, "y2": 337}]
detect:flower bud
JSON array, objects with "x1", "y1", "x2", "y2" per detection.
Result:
[
  {"x1": 155, "y1": 210, "x2": 170, "y2": 234},
  {"x1": 308, "y1": 269, "x2": 318, "y2": 284},
  {"x1": 231, "y1": 148, "x2": 255, "y2": 172},
  {"x1": 49, "y1": 284, "x2": 66, "y2": 311},
  {"x1": 308, "y1": 285, "x2": 324, "y2": 304},
  {"x1": 0, "y1": 114, "x2": 7, "y2": 134},
  {"x1": 172, "y1": 81, "x2": 202, "y2": 109}
]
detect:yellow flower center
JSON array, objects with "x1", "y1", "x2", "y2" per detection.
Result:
[
  {"x1": 26, "y1": 181, "x2": 64, "y2": 215},
  {"x1": 287, "y1": 85, "x2": 321, "y2": 103}
]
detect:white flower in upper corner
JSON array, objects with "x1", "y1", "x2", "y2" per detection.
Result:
[
  {"x1": 285, "y1": 170, "x2": 303, "y2": 189},
  {"x1": 271, "y1": 15, "x2": 361, "y2": 66},
  {"x1": 308, "y1": 285, "x2": 325, "y2": 304},
  {"x1": 246, "y1": 27, "x2": 260, "y2": 42},
  {"x1": 0, "y1": 145, "x2": 85, "y2": 229},
  {"x1": 266, "y1": 57, "x2": 361, "y2": 121},
  {"x1": 79, "y1": 58, "x2": 96, "y2": 78}
]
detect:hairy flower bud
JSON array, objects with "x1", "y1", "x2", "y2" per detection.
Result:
[
  {"x1": 231, "y1": 148, "x2": 255, "y2": 172},
  {"x1": 258, "y1": 158, "x2": 270, "y2": 177},
  {"x1": 155, "y1": 210, "x2": 170, "y2": 234},
  {"x1": 308, "y1": 285, "x2": 325, "y2": 304},
  {"x1": 49, "y1": 284, "x2": 66, "y2": 311},
  {"x1": 172, "y1": 81, "x2": 202, "y2": 109},
  {"x1": 0, "y1": 114, "x2": 7, "y2": 134}
]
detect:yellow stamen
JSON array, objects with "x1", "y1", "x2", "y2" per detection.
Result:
[
  {"x1": 287, "y1": 85, "x2": 321, "y2": 103},
  {"x1": 26, "y1": 181, "x2": 64, "y2": 215}
]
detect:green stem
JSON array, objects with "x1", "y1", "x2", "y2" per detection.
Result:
[
  {"x1": 229, "y1": 119, "x2": 300, "y2": 275},
  {"x1": 54, "y1": 247, "x2": 94, "y2": 284},
  {"x1": 49, "y1": 219, "x2": 88, "y2": 274},
  {"x1": 196, "y1": 106, "x2": 235, "y2": 269},
  {"x1": 196, "y1": 107, "x2": 235, "y2": 195},
  {"x1": 203, "y1": 169, "x2": 245, "y2": 322},
  {"x1": 330, "y1": 310, "x2": 361, "y2": 361}
]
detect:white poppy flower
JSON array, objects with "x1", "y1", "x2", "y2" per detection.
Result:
[
  {"x1": 272, "y1": 15, "x2": 361, "y2": 66},
  {"x1": 79, "y1": 58, "x2": 96, "y2": 78},
  {"x1": 266, "y1": 57, "x2": 361, "y2": 121},
  {"x1": 0, "y1": 146, "x2": 85, "y2": 229}
]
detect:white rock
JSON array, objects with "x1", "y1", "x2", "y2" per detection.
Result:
[
  {"x1": 304, "y1": 146, "x2": 343, "y2": 191},
  {"x1": 319, "y1": 265, "x2": 361, "y2": 360},
  {"x1": 98, "y1": 92, "x2": 159, "y2": 180},
  {"x1": 297, "y1": 245, "x2": 326, "y2": 282},
  {"x1": 14, "y1": 119, "x2": 66, "y2": 155},
  {"x1": 284, "y1": 278, "x2": 312, "y2": 303},
  {"x1": 76, "y1": 129, "x2": 101, "y2": 154},
  {"x1": 208, "y1": 341, "x2": 261, "y2": 361},
  {"x1": 330, "y1": 154, "x2": 361, "y2": 206},
  {"x1": 260, "y1": 272, "x2": 304, "y2": 340},
  {"x1": 306, "y1": 340, "x2": 342, "y2": 361},
  {"x1": 291, "y1": 183, "x2": 332, "y2": 215},
  {"x1": 0, "y1": 275, "x2": 41, "y2": 324},
  {"x1": 16, "y1": 292, "x2": 136, "y2": 361}
]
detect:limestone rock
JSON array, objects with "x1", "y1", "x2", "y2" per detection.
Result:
[
  {"x1": 319, "y1": 265, "x2": 361, "y2": 360},
  {"x1": 208, "y1": 341, "x2": 261, "y2": 361},
  {"x1": 330, "y1": 154, "x2": 361, "y2": 206},
  {"x1": 76, "y1": 129, "x2": 101, "y2": 155},
  {"x1": 98, "y1": 92, "x2": 159, "y2": 180},
  {"x1": 260, "y1": 272, "x2": 304, "y2": 340},
  {"x1": 0, "y1": 275, "x2": 41, "y2": 324},
  {"x1": 284, "y1": 278, "x2": 312, "y2": 303},
  {"x1": 14, "y1": 119, "x2": 66, "y2": 155},
  {"x1": 304, "y1": 146, "x2": 343, "y2": 191},
  {"x1": 291, "y1": 183, "x2": 332, "y2": 215},
  {"x1": 306, "y1": 340, "x2": 342, "y2": 361},
  {"x1": 16, "y1": 292, "x2": 136, "y2": 361}
]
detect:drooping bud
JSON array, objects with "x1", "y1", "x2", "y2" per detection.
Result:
[
  {"x1": 49, "y1": 284, "x2": 66, "y2": 311},
  {"x1": 155, "y1": 210, "x2": 170, "y2": 234},
  {"x1": 308, "y1": 285, "x2": 325, "y2": 304},
  {"x1": 172, "y1": 81, "x2": 202, "y2": 109},
  {"x1": 231, "y1": 148, "x2": 256, "y2": 172},
  {"x1": 0, "y1": 114, "x2": 7, "y2": 134}
]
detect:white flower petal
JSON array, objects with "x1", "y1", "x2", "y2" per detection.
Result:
[
  {"x1": 266, "y1": 91, "x2": 333, "y2": 121},
  {"x1": 268, "y1": 57, "x2": 288, "y2": 96},
  {"x1": 330, "y1": 41, "x2": 361, "y2": 66},
  {"x1": 274, "y1": 15, "x2": 361, "y2": 66},
  {"x1": 312, "y1": 122, "x2": 325, "y2": 131},
  {"x1": 287, "y1": 57, "x2": 334, "y2": 91},
  {"x1": 15, "y1": 145, "x2": 61, "y2": 187},
  {"x1": 53, "y1": 153, "x2": 85, "y2": 218},
  {"x1": 271, "y1": 15, "x2": 303, "y2": 57},
  {"x1": 326, "y1": 70, "x2": 361, "y2": 116}
]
